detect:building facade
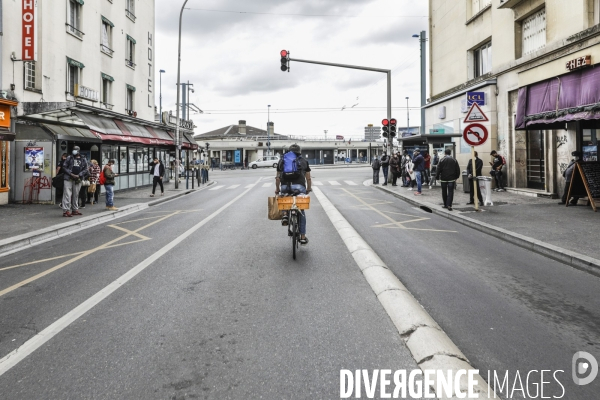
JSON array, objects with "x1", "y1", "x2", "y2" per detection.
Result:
[{"x1": 426, "y1": 0, "x2": 600, "y2": 195}]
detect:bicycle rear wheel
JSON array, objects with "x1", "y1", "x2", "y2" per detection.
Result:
[{"x1": 291, "y1": 215, "x2": 297, "y2": 260}]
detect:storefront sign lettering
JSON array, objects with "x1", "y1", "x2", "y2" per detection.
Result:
[
  {"x1": 466, "y1": 91, "x2": 485, "y2": 106},
  {"x1": 0, "y1": 104, "x2": 11, "y2": 129},
  {"x1": 22, "y1": 0, "x2": 37, "y2": 61},
  {"x1": 566, "y1": 55, "x2": 591, "y2": 71},
  {"x1": 76, "y1": 85, "x2": 100, "y2": 102}
]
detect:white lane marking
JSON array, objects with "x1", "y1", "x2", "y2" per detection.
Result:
[
  {"x1": 227, "y1": 185, "x2": 240, "y2": 189},
  {"x1": 209, "y1": 185, "x2": 224, "y2": 191},
  {"x1": 344, "y1": 181, "x2": 358, "y2": 186},
  {"x1": 262, "y1": 182, "x2": 272, "y2": 188},
  {"x1": 312, "y1": 181, "x2": 323, "y2": 186},
  {"x1": 0, "y1": 179, "x2": 261, "y2": 377},
  {"x1": 244, "y1": 184, "x2": 256, "y2": 189},
  {"x1": 328, "y1": 181, "x2": 341, "y2": 186}
]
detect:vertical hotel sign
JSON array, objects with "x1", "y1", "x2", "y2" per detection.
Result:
[{"x1": 22, "y1": 0, "x2": 37, "y2": 61}]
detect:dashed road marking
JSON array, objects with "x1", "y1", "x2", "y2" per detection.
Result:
[
  {"x1": 262, "y1": 182, "x2": 272, "y2": 188},
  {"x1": 227, "y1": 185, "x2": 240, "y2": 189},
  {"x1": 209, "y1": 185, "x2": 224, "y2": 191}
]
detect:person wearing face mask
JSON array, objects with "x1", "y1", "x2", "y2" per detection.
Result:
[
  {"x1": 61, "y1": 146, "x2": 89, "y2": 217},
  {"x1": 559, "y1": 151, "x2": 582, "y2": 206}
]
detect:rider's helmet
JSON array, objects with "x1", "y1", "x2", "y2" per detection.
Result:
[{"x1": 289, "y1": 144, "x2": 301, "y2": 154}]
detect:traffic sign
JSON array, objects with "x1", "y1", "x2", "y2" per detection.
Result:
[
  {"x1": 464, "y1": 103, "x2": 489, "y2": 123},
  {"x1": 463, "y1": 123, "x2": 489, "y2": 146}
]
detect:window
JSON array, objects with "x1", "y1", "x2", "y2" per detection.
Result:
[
  {"x1": 126, "y1": 84, "x2": 135, "y2": 114},
  {"x1": 101, "y1": 73, "x2": 114, "y2": 109},
  {"x1": 595, "y1": 0, "x2": 600, "y2": 25},
  {"x1": 66, "y1": 58, "x2": 84, "y2": 96},
  {"x1": 67, "y1": 0, "x2": 84, "y2": 38},
  {"x1": 126, "y1": 35, "x2": 136, "y2": 69},
  {"x1": 473, "y1": 42, "x2": 492, "y2": 78},
  {"x1": 126, "y1": 0, "x2": 136, "y2": 21},
  {"x1": 472, "y1": 0, "x2": 491, "y2": 15},
  {"x1": 522, "y1": 9, "x2": 546, "y2": 56},
  {"x1": 101, "y1": 17, "x2": 114, "y2": 56},
  {"x1": 24, "y1": 62, "x2": 36, "y2": 90}
]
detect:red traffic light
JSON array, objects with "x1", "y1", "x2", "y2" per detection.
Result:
[
  {"x1": 390, "y1": 118, "x2": 397, "y2": 125},
  {"x1": 382, "y1": 119, "x2": 389, "y2": 126},
  {"x1": 280, "y1": 50, "x2": 288, "y2": 58}
]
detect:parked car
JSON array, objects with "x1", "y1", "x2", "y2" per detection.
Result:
[{"x1": 249, "y1": 156, "x2": 280, "y2": 169}]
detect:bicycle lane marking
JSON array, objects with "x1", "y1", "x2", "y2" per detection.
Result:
[{"x1": 0, "y1": 178, "x2": 260, "y2": 377}]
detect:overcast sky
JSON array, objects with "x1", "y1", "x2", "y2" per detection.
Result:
[{"x1": 154, "y1": 0, "x2": 428, "y2": 139}]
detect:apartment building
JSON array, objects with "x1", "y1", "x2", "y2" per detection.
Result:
[
  {"x1": 1, "y1": 1, "x2": 196, "y2": 204},
  {"x1": 426, "y1": 0, "x2": 600, "y2": 195}
]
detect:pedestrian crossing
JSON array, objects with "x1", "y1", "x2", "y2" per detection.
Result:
[{"x1": 207, "y1": 180, "x2": 364, "y2": 191}]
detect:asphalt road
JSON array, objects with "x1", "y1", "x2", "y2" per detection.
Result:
[{"x1": 1, "y1": 166, "x2": 599, "y2": 399}]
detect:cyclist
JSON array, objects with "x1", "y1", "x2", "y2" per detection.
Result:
[{"x1": 274, "y1": 144, "x2": 312, "y2": 245}]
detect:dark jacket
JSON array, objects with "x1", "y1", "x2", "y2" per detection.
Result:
[
  {"x1": 62, "y1": 155, "x2": 89, "y2": 181},
  {"x1": 563, "y1": 160, "x2": 577, "y2": 182},
  {"x1": 412, "y1": 154, "x2": 425, "y2": 172},
  {"x1": 380, "y1": 154, "x2": 390, "y2": 167},
  {"x1": 390, "y1": 156, "x2": 401, "y2": 172},
  {"x1": 436, "y1": 156, "x2": 461, "y2": 181},
  {"x1": 466, "y1": 157, "x2": 483, "y2": 177},
  {"x1": 103, "y1": 165, "x2": 116, "y2": 186},
  {"x1": 149, "y1": 161, "x2": 165, "y2": 178},
  {"x1": 371, "y1": 158, "x2": 381, "y2": 170}
]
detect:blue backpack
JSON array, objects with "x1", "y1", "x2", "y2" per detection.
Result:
[{"x1": 281, "y1": 152, "x2": 302, "y2": 181}]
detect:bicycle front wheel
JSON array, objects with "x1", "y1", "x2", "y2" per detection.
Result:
[{"x1": 291, "y1": 215, "x2": 298, "y2": 260}]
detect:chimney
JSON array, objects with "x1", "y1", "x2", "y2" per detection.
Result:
[
  {"x1": 238, "y1": 120, "x2": 247, "y2": 135},
  {"x1": 267, "y1": 122, "x2": 274, "y2": 137}
]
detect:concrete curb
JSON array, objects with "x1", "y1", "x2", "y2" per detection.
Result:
[
  {"x1": 373, "y1": 184, "x2": 600, "y2": 277},
  {"x1": 312, "y1": 187, "x2": 497, "y2": 399},
  {"x1": 0, "y1": 181, "x2": 215, "y2": 258}
]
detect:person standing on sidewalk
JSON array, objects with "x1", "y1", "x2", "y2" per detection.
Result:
[
  {"x1": 423, "y1": 151, "x2": 432, "y2": 186},
  {"x1": 400, "y1": 150, "x2": 409, "y2": 187},
  {"x1": 559, "y1": 151, "x2": 581, "y2": 206},
  {"x1": 55, "y1": 153, "x2": 67, "y2": 208},
  {"x1": 62, "y1": 146, "x2": 89, "y2": 217},
  {"x1": 466, "y1": 151, "x2": 483, "y2": 205},
  {"x1": 371, "y1": 155, "x2": 381, "y2": 184},
  {"x1": 435, "y1": 149, "x2": 461, "y2": 210},
  {"x1": 390, "y1": 153, "x2": 401, "y2": 186},
  {"x1": 103, "y1": 159, "x2": 119, "y2": 211},
  {"x1": 411, "y1": 149, "x2": 425, "y2": 195},
  {"x1": 149, "y1": 157, "x2": 165, "y2": 197},
  {"x1": 489, "y1": 150, "x2": 506, "y2": 192},
  {"x1": 380, "y1": 152, "x2": 390, "y2": 186},
  {"x1": 87, "y1": 160, "x2": 101, "y2": 205}
]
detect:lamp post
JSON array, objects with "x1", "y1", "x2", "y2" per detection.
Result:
[
  {"x1": 267, "y1": 105, "x2": 271, "y2": 155},
  {"x1": 413, "y1": 31, "x2": 427, "y2": 135},
  {"x1": 406, "y1": 96, "x2": 410, "y2": 139},
  {"x1": 159, "y1": 69, "x2": 165, "y2": 123},
  {"x1": 175, "y1": 0, "x2": 190, "y2": 189},
  {"x1": 324, "y1": 129, "x2": 328, "y2": 140}
]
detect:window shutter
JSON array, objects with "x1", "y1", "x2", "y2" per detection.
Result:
[
  {"x1": 126, "y1": 35, "x2": 137, "y2": 45},
  {"x1": 66, "y1": 57, "x2": 85, "y2": 69},
  {"x1": 101, "y1": 73, "x2": 115, "y2": 82},
  {"x1": 101, "y1": 16, "x2": 114, "y2": 28},
  {"x1": 126, "y1": 84, "x2": 136, "y2": 92}
]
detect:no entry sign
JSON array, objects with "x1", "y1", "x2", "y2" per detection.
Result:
[{"x1": 463, "y1": 123, "x2": 488, "y2": 146}]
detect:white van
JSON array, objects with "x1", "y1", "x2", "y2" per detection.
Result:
[{"x1": 249, "y1": 156, "x2": 280, "y2": 169}]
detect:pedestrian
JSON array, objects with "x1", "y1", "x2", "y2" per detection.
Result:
[
  {"x1": 390, "y1": 153, "x2": 401, "y2": 186},
  {"x1": 380, "y1": 152, "x2": 390, "y2": 185},
  {"x1": 430, "y1": 150, "x2": 440, "y2": 187},
  {"x1": 87, "y1": 159, "x2": 101, "y2": 205},
  {"x1": 400, "y1": 150, "x2": 409, "y2": 187},
  {"x1": 466, "y1": 151, "x2": 483, "y2": 206},
  {"x1": 61, "y1": 146, "x2": 89, "y2": 217},
  {"x1": 423, "y1": 151, "x2": 431, "y2": 186},
  {"x1": 149, "y1": 156, "x2": 165, "y2": 197},
  {"x1": 244, "y1": 156, "x2": 248, "y2": 170},
  {"x1": 55, "y1": 153, "x2": 67, "y2": 208},
  {"x1": 411, "y1": 149, "x2": 425, "y2": 195},
  {"x1": 489, "y1": 150, "x2": 506, "y2": 191},
  {"x1": 435, "y1": 149, "x2": 461, "y2": 210},
  {"x1": 103, "y1": 159, "x2": 119, "y2": 211},
  {"x1": 559, "y1": 151, "x2": 581, "y2": 205},
  {"x1": 405, "y1": 153, "x2": 415, "y2": 189},
  {"x1": 371, "y1": 155, "x2": 381, "y2": 184}
]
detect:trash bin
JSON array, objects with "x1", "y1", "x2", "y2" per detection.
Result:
[
  {"x1": 477, "y1": 176, "x2": 493, "y2": 206},
  {"x1": 462, "y1": 171, "x2": 470, "y2": 193}
]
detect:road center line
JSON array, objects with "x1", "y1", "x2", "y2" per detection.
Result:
[{"x1": 0, "y1": 178, "x2": 259, "y2": 377}]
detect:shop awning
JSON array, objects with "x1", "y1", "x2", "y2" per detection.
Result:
[
  {"x1": 146, "y1": 126, "x2": 174, "y2": 146},
  {"x1": 75, "y1": 112, "x2": 122, "y2": 136},
  {"x1": 42, "y1": 124, "x2": 102, "y2": 142},
  {"x1": 101, "y1": 16, "x2": 114, "y2": 28},
  {"x1": 0, "y1": 130, "x2": 16, "y2": 141},
  {"x1": 167, "y1": 131, "x2": 198, "y2": 149},
  {"x1": 516, "y1": 66, "x2": 600, "y2": 130}
]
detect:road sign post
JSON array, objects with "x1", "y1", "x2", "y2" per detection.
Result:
[{"x1": 463, "y1": 123, "x2": 489, "y2": 211}]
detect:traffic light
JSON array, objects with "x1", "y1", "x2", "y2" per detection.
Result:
[
  {"x1": 280, "y1": 50, "x2": 290, "y2": 72},
  {"x1": 382, "y1": 119, "x2": 389, "y2": 138},
  {"x1": 390, "y1": 118, "x2": 397, "y2": 137}
]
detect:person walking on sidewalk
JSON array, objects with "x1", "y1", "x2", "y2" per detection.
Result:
[
  {"x1": 489, "y1": 150, "x2": 506, "y2": 192},
  {"x1": 390, "y1": 153, "x2": 401, "y2": 186},
  {"x1": 87, "y1": 160, "x2": 101, "y2": 205},
  {"x1": 62, "y1": 146, "x2": 89, "y2": 218},
  {"x1": 435, "y1": 149, "x2": 461, "y2": 211},
  {"x1": 559, "y1": 151, "x2": 581, "y2": 206},
  {"x1": 380, "y1": 152, "x2": 390, "y2": 185},
  {"x1": 411, "y1": 149, "x2": 425, "y2": 195},
  {"x1": 103, "y1": 159, "x2": 119, "y2": 211},
  {"x1": 149, "y1": 157, "x2": 165, "y2": 197},
  {"x1": 466, "y1": 151, "x2": 483, "y2": 206},
  {"x1": 371, "y1": 155, "x2": 381, "y2": 184}
]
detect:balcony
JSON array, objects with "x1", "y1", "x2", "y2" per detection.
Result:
[
  {"x1": 125, "y1": 59, "x2": 136, "y2": 69},
  {"x1": 101, "y1": 44, "x2": 114, "y2": 57},
  {"x1": 101, "y1": 102, "x2": 114, "y2": 111},
  {"x1": 126, "y1": 9, "x2": 136, "y2": 22},
  {"x1": 498, "y1": 0, "x2": 525, "y2": 9},
  {"x1": 66, "y1": 24, "x2": 84, "y2": 39}
]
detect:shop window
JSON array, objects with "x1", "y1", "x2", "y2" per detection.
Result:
[
  {"x1": 128, "y1": 147, "x2": 136, "y2": 173},
  {"x1": 472, "y1": 41, "x2": 492, "y2": 78},
  {"x1": 126, "y1": 85, "x2": 135, "y2": 115},
  {"x1": 101, "y1": 74, "x2": 113, "y2": 109},
  {"x1": 126, "y1": 35, "x2": 136, "y2": 69},
  {"x1": 67, "y1": 0, "x2": 84, "y2": 39},
  {"x1": 521, "y1": 8, "x2": 546, "y2": 57},
  {"x1": 126, "y1": 0, "x2": 136, "y2": 21},
  {"x1": 101, "y1": 17, "x2": 114, "y2": 56},
  {"x1": 24, "y1": 62, "x2": 36, "y2": 90},
  {"x1": 102, "y1": 146, "x2": 112, "y2": 168},
  {"x1": 119, "y1": 147, "x2": 127, "y2": 174},
  {"x1": 582, "y1": 129, "x2": 598, "y2": 162},
  {"x1": 135, "y1": 147, "x2": 144, "y2": 172}
]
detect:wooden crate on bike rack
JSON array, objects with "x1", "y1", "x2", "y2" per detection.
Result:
[{"x1": 277, "y1": 196, "x2": 310, "y2": 210}]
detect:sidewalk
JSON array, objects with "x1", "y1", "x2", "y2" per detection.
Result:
[
  {"x1": 373, "y1": 180, "x2": 600, "y2": 276},
  {"x1": 0, "y1": 180, "x2": 212, "y2": 255}
]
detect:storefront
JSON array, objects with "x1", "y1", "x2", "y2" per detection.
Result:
[{"x1": 0, "y1": 98, "x2": 19, "y2": 205}]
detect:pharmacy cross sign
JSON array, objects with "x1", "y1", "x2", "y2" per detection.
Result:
[{"x1": 463, "y1": 123, "x2": 488, "y2": 146}]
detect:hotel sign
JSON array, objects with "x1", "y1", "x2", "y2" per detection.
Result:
[
  {"x1": 566, "y1": 55, "x2": 591, "y2": 71},
  {"x1": 22, "y1": 0, "x2": 37, "y2": 61}
]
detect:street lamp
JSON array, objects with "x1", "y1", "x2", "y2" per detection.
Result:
[
  {"x1": 267, "y1": 105, "x2": 271, "y2": 155},
  {"x1": 406, "y1": 97, "x2": 410, "y2": 144},
  {"x1": 175, "y1": 0, "x2": 190, "y2": 189},
  {"x1": 413, "y1": 31, "x2": 427, "y2": 135},
  {"x1": 324, "y1": 130, "x2": 328, "y2": 140},
  {"x1": 159, "y1": 69, "x2": 165, "y2": 123}
]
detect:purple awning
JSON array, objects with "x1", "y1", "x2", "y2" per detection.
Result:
[{"x1": 515, "y1": 66, "x2": 600, "y2": 130}]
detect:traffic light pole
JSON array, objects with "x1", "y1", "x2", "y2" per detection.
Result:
[{"x1": 287, "y1": 57, "x2": 393, "y2": 155}]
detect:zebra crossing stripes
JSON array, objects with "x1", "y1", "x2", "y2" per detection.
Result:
[
  {"x1": 344, "y1": 181, "x2": 358, "y2": 186},
  {"x1": 312, "y1": 181, "x2": 323, "y2": 186},
  {"x1": 262, "y1": 182, "x2": 273, "y2": 188},
  {"x1": 208, "y1": 181, "x2": 361, "y2": 191},
  {"x1": 328, "y1": 181, "x2": 341, "y2": 186},
  {"x1": 244, "y1": 184, "x2": 256, "y2": 188}
]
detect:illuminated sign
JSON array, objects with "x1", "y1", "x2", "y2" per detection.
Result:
[{"x1": 22, "y1": 0, "x2": 37, "y2": 61}]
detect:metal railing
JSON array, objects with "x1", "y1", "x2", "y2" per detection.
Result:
[
  {"x1": 101, "y1": 44, "x2": 114, "y2": 56},
  {"x1": 66, "y1": 23, "x2": 85, "y2": 38},
  {"x1": 126, "y1": 9, "x2": 136, "y2": 21},
  {"x1": 125, "y1": 59, "x2": 136, "y2": 68}
]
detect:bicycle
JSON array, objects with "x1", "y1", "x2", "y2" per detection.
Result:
[{"x1": 277, "y1": 193, "x2": 310, "y2": 260}]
